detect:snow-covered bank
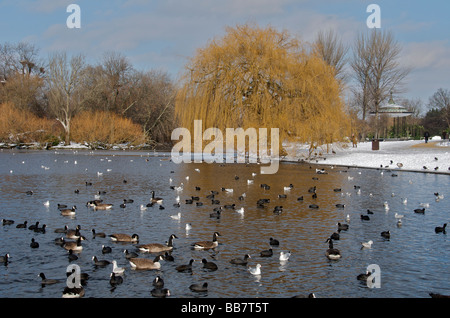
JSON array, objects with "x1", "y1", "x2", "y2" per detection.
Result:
[{"x1": 284, "y1": 139, "x2": 450, "y2": 174}]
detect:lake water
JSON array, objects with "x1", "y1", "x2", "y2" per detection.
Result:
[{"x1": 0, "y1": 149, "x2": 448, "y2": 298}]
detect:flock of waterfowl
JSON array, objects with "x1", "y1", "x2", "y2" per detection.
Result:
[{"x1": 1, "y1": 152, "x2": 449, "y2": 298}]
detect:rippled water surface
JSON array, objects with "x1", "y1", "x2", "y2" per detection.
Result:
[{"x1": 0, "y1": 149, "x2": 448, "y2": 298}]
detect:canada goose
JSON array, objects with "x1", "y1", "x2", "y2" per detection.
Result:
[
  {"x1": 109, "y1": 272, "x2": 123, "y2": 286},
  {"x1": 230, "y1": 254, "x2": 251, "y2": 265},
  {"x1": 102, "y1": 245, "x2": 112, "y2": 254},
  {"x1": 248, "y1": 264, "x2": 262, "y2": 275},
  {"x1": 137, "y1": 234, "x2": 178, "y2": 253},
  {"x1": 30, "y1": 238, "x2": 39, "y2": 248},
  {"x1": 66, "y1": 225, "x2": 82, "y2": 239},
  {"x1": 38, "y1": 273, "x2": 60, "y2": 285},
  {"x1": 93, "y1": 202, "x2": 113, "y2": 210},
  {"x1": 202, "y1": 258, "x2": 218, "y2": 271},
  {"x1": 260, "y1": 248, "x2": 273, "y2": 257},
  {"x1": 123, "y1": 249, "x2": 138, "y2": 259},
  {"x1": 209, "y1": 209, "x2": 221, "y2": 219},
  {"x1": 60, "y1": 206, "x2": 77, "y2": 216},
  {"x1": 0, "y1": 254, "x2": 10, "y2": 264},
  {"x1": 129, "y1": 255, "x2": 164, "y2": 270},
  {"x1": 109, "y1": 233, "x2": 139, "y2": 242},
  {"x1": 62, "y1": 286, "x2": 85, "y2": 298},
  {"x1": 435, "y1": 223, "x2": 447, "y2": 233},
  {"x1": 325, "y1": 238, "x2": 341, "y2": 260},
  {"x1": 2, "y1": 219, "x2": 14, "y2": 225},
  {"x1": 152, "y1": 276, "x2": 164, "y2": 288},
  {"x1": 151, "y1": 288, "x2": 170, "y2": 297},
  {"x1": 279, "y1": 251, "x2": 291, "y2": 261},
  {"x1": 92, "y1": 256, "x2": 110, "y2": 267},
  {"x1": 381, "y1": 231, "x2": 391, "y2": 239},
  {"x1": 361, "y1": 240, "x2": 373, "y2": 249},
  {"x1": 193, "y1": 232, "x2": 221, "y2": 249},
  {"x1": 150, "y1": 191, "x2": 163, "y2": 204},
  {"x1": 16, "y1": 221, "x2": 27, "y2": 228},
  {"x1": 112, "y1": 260, "x2": 125, "y2": 275},
  {"x1": 62, "y1": 237, "x2": 83, "y2": 252},
  {"x1": 176, "y1": 259, "x2": 194, "y2": 272},
  {"x1": 190, "y1": 282, "x2": 208, "y2": 292},
  {"x1": 92, "y1": 229, "x2": 106, "y2": 238}
]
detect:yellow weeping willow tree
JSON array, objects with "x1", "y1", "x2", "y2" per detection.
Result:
[{"x1": 175, "y1": 24, "x2": 351, "y2": 154}]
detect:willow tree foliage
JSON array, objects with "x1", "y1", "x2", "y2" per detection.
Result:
[{"x1": 175, "y1": 24, "x2": 351, "y2": 151}]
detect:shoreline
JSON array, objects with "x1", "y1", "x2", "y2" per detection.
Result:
[{"x1": 2, "y1": 139, "x2": 450, "y2": 175}]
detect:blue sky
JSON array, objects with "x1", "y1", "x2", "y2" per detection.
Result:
[{"x1": 1, "y1": 0, "x2": 449, "y2": 111}]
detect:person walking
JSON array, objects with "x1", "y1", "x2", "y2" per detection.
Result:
[{"x1": 424, "y1": 131, "x2": 430, "y2": 143}]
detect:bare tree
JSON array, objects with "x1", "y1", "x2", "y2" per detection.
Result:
[
  {"x1": 313, "y1": 29, "x2": 349, "y2": 82},
  {"x1": 428, "y1": 88, "x2": 450, "y2": 129},
  {"x1": 46, "y1": 52, "x2": 86, "y2": 145},
  {"x1": 351, "y1": 30, "x2": 410, "y2": 137}
]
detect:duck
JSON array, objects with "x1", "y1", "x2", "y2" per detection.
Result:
[
  {"x1": 309, "y1": 204, "x2": 319, "y2": 209},
  {"x1": 62, "y1": 286, "x2": 85, "y2": 298},
  {"x1": 62, "y1": 237, "x2": 83, "y2": 252},
  {"x1": 123, "y1": 249, "x2": 138, "y2": 259},
  {"x1": 230, "y1": 254, "x2": 251, "y2": 265},
  {"x1": 54, "y1": 225, "x2": 68, "y2": 233},
  {"x1": 109, "y1": 233, "x2": 139, "y2": 242},
  {"x1": 34, "y1": 224, "x2": 46, "y2": 233},
  {"x1": 112, "y1": 260, "x2": 125, "y2": 275},
  {"x1": 269, "y1": 237, "x2": 280, "y2": 246},
  {"x1": 193, "y1": 232, "x2": 220, "y2": 250},
  {"x1": 129, "y1": 255, "x2": 164, "y2": 270},
  {"x1": 151, "y1": 288, "x2": 170, "y2": 298},
  {"x1": 202, "y1": 258, "x2": 218, "y2": 271},
  {"x1": 137, "y1": 234, "x2": 178, "y2": 253},
  {"x1": 279, "y1": 251, "x2": 291, "y2": 261},
  {"x1": 325, "y1": 238, "x2": 341, "y2": 260},
  {"x1": 330, "y1": 232, "x2": 340, "y2": 240},
  {"x1": 0, "y1": 253, "x2": 10, "y2": 264},
  {"x1": 361, "y1": 240, "x2": 373, "y2": 249},
  {"x1": 248, "y1": 264, "x2": 262, "y2": 275},
  {"x1": 337, "y1": 222, "x2": 349, "y2": 231},
  {"x1": 190, "y1": 282, "x2": 208, "y2": 292},
  {"x1": 28, "y1": 221, "x2": 39, "y2": 230},
  {"x1": 164, "y1": 252, "x2": 174, "y2": 262},
  {"x1": 102, "y1": 245, "x2": 112, "y2": 254},
  {"x1": 92, "y1": 229, "x2": 106, "y2": 238},
  {"x1": 30, "y1": 238, "x2": 39, "y2": 248},
  {"x1": 15, "y1": 221, "x2": 28, "y2": 228},
  {"x1": 260, "y1": 248, "x2": 273, "y2": 257},
  {"x1": 109, "y1": 272, "x2": 123, "y2": 286},
  {"x1": 60, "y1": 206, "x2": 77, "y2": 216},
  {"x1": 176, "y1": 259, "x2": 194, "y2": 272},
  {"x1": 68, "y1": 249, "x2": 78, "y2": 262},
  {"x1": 357, "y1": 271, "x2": 371, "y2": 281},
  {"x1": 209, "y1": 209, "x2": 221, "y2": 219},
  {"x1": 381, "y1": 230, "x2": 391, "y2": 239},
  {"x1": 414, "y1": 208, "x2": 425, "y2": 214},
  {"x1": 435, "y1": 223, "x2": 447, "y2": 233},
  {"x1": 152, "y1": 276, "x2": 164, "y2": 288},
  {"x1": 360, "y1": 214, "x2": 370, "y2": 221},
  {"x1": 150, "y1": 191, "x2": 163, "y2": 204},
  {"x1": 92, "y1": 256, "x2": 110, "y2": 267},
  {"x1": 38, "y1": 272, "x2": 61, "y2": 285}
]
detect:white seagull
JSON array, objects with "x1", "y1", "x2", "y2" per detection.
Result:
[{"x1": 248, "y1": 264, "x2": 261, "y2": 275}]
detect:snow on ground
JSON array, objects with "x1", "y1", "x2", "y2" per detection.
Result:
[{"x1": 284, "y1": 138, "x2": 450, "y2": 174}]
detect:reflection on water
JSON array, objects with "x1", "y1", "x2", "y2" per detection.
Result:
[{"x1": 0, "y1": 149, "x2": 449, "y2": 298}]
